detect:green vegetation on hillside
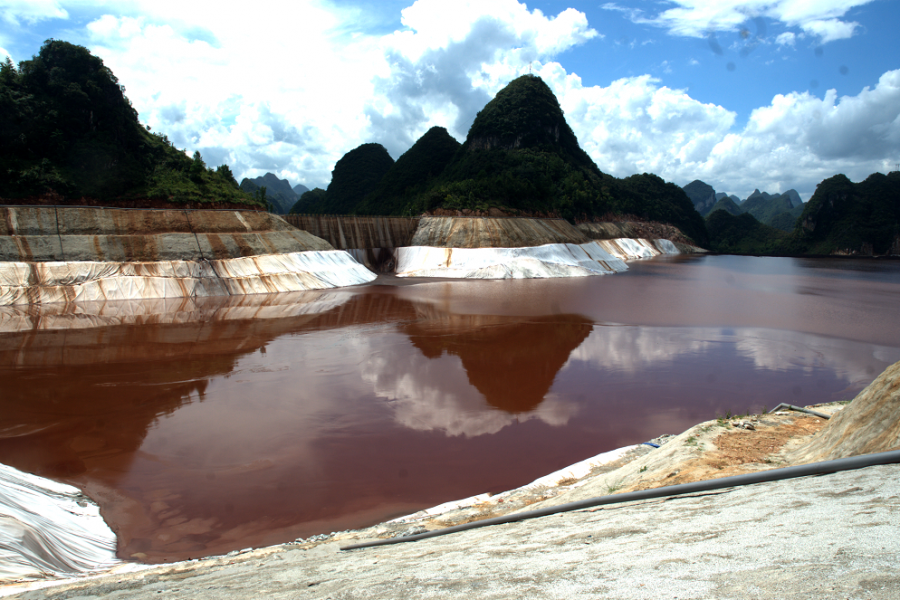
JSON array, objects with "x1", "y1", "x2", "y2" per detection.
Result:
[
  {"x1": 299, "y1": 143, "x2": 394, "y2": 214},
  {"x1": 707, "y1": 196, "x2": 743, "y2": 217},
  {"x1": 741, "y1": 191, "x2": 803, "y2": 230},
  {"x1": 403, "y1": 75, "x2": 708, "y2": 245},
  {"x1": 706, "y1": 210, "x2": 788, "y2": 254},
  {"x1": 794, "y1": 172, "x2": 900, "y2": 255},
  {"x1": 295, "y1": 75, "x2": 708, "y2": 246},
  {"x1": 0, "y1": 40, "x2": 258, "y2": 207},
  {"x1": 354, "y1": 126, "x2": 460, "y2": 215},
  {"x1": 290, "y1": 188, "x2": 327, "y2": 214},
  {"x1": 240, "y1": 173, "x2": 298, "y2": 214},
  {"x1": 682, "y1": 180, "x2": 716, "y2": 214}
]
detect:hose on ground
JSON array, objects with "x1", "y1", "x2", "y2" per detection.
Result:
[
  {"x1": 340, "y1": 449, "x2": 900, "y2": 551},
  {"x1": 767, "y1": 403, "x2": 831, "y2": 419}
]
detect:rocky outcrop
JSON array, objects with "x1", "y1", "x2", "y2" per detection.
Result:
[
  {"x1": 410, "y1": 217, "x2": 589, "y2": 248},
  {"x1": 788, "y1": 360, "x2": 900, "y2": 463},
  {"x1": 682, "y1": 180, "x2": 717, "y2": 215}
]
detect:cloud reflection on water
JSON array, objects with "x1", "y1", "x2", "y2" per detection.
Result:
[{"x1": 565, "y1": 325, "x2": 900, "y2": 387}]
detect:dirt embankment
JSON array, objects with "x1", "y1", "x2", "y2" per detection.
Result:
[
  {"x1": 578, "y1": 219, "x2": 706, "y2": 252},
  {"x1": 410, "y1": 216, "x2": 590, "y2": 248},
  {"x1": 0, "y1": 207, "x2": 332, "y2": 262}
]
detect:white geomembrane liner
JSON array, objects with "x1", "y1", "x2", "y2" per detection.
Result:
[
  {"x1": 0, "y1": 251, "x2": 377, "y2": 306},
  {"x1": 395, "y1": 239, "x2": 677, "y2": 279},
  {"x1": 0, "y1": 464, "x2": 121, "y2": 582}
]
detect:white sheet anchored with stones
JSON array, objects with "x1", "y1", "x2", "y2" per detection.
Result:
[
  {"x1": 0, "y1": 251, "x2": 376, "y2": 306},
  {"x1": 395, "y1": 239, "x2": 678, "y2": 279},
  {"x1": 0, "y1": 463, "x2": 121, "y2": 582}
]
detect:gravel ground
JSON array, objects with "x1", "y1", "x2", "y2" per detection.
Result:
[{"x1": 9, "y1": 463, "x2": 899, "y2": 600}]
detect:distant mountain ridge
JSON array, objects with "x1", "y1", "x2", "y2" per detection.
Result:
[
  {"x1": 683, "y1": 180, "x2": 717, "y2": 215},
  {"x1": 240, "y1": 173, "x2": 314, "y2": 214},
  {"x1": 683, "y1": 180, "x2": 804, "y2": 232}
]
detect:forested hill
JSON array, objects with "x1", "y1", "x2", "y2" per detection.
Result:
[
  {"x1": 302, "y1": 75, "x2": 709, "y2": 247},
  {"x1": 793, "y1": 172, "x2": 900, "y2": 255},
  {"x1": 0, "y1": 40, "x2": 260, "y2": 208}
]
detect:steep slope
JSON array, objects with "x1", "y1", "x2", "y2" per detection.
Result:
[
  {"x1": 794, "y1": 172, "x2": 900, "y2": 255},
  {"x1": 0, "y1": 40, "x2": 258, "y2": 208},
  {"x1": 240, "y1": 173, "x2": 298, "y2": 214},
  {"x1": 290, "y1": 188, "x2": 327, "y2": 214},
  {"x1": 302, "y1": 143, "x2": 395, "y2": 214},
  {"x1": 707, "y1": 196, "x2": 743, "y2": 217},
  {"x1": 715, "y1": 192, "x2": 741, "y2": 204},
  {"x1": 414, "y1": 75, "x2": 708, "y2": 246},
  {"x1": 706, "y1": 210, "x2": 788, "y2": 254},
  {"x1": 683, "y1": 180, "x2": 717, "y2": 215},
  {"x1": 355, "y1": 127, "x2": 461, "y2": 215},
  {"x1": 783, "y1": 189, "x2": 802, "y2": 208},
  {"x1": 742, "y1": 190, "x2": 793, "y2": 222}
]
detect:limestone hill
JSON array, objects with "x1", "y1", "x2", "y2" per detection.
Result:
[
  {"x1": 793, "y1": 172, "x2": 900, "y2": 255},
  {"x1": 354, "y1": 127, "x2": 461, "y2": 216},
  {"x1": 241, "y1": 173, "x2": 303, "y2": 214},
  {"x1": 0, "y1": 41, "x2": 258, "y2": 209},
  {"x1": 417, "y1": 75, "x2": 708, "y2": 246},
  {"x1": 294, "y1": 143, "x2": 394, "y2": 215}
]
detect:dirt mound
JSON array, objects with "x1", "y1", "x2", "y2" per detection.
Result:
[
  {"x1": 788, "y1": 360, "x2": 900, "y2": 463},
  {"x1": 410, "y1": 216, "x2": 589, "y2": 248}
]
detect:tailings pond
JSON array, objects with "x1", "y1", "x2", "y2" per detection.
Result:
[{"x1": 1, "y1": 255, "x2": 899, "y2": 563}]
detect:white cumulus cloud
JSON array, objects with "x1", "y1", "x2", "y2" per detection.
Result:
[
  {"x1": 526, "y1": 64, "x2": 900, "y2": 199},
  {"x1": 366, "y1": 0, "x2": 598, "y2": 155},
  {"x1": 0, "y1": 0, "x2": 67, "y2": 25},
  {"x1": 17, "y1": 0, "x2": 896, "y2": 201},
  {"x1": 609, "y1": 0, "x2": 875, "y2": 44}
]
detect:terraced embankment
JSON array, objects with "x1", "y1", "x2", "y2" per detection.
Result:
[
  {"x1": 0, "y1": 207, "x2": 375, "y2": 305},
  {"x1": 396, "y1": 217, "x2": 681, "y2": 278}
]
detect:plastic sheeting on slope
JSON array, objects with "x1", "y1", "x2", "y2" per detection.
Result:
[
  {"x1": 394, "y1": 239, "x2": 677, "y2": 279},
  {"x1": 0, "y1": 464, "x2": 120, "y2": 582},
  {"x1": 0, "y1": 251, "x2": 376, "y2": 306},
  {"x1": 596, "y1": 238, "x2": 679, "y2": 259}
]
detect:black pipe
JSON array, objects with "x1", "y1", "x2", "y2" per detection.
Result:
[
  {"x1": 340, "y1": 449, "x2": 900, "y2": 551},
  {"x1": 767, "y1": 403, "x2": 831, "y2": 419}
]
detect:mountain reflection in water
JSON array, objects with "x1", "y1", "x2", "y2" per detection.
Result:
[
  {"x1": 0, "y1": 290, "x2": 596, "y2": 563},
  {"x1": 0, "y1": 256, "x2": 898, "y2": 564}
]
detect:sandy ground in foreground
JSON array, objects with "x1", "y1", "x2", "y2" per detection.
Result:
[{"x1": 7, "y1": 402, "x2": 894, "y2": 599}]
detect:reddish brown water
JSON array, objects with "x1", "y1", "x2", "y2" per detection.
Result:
[{"x1": 1, "y1": 255, "x2": 899, "y2": 563}]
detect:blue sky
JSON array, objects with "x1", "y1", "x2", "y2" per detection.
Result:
[{"x1": 1, "y1": 0, "x2": 898, "y2": 200}]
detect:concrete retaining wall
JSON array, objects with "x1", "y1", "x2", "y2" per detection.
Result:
[{"x1": 283, "y1": 215, "x2": 419, "y2": 250}]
